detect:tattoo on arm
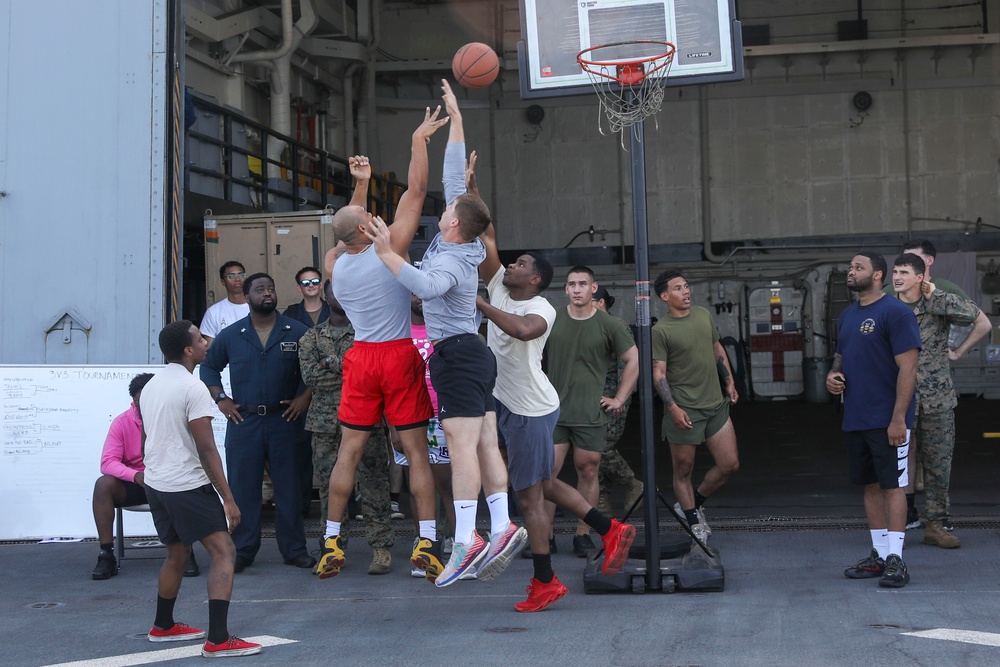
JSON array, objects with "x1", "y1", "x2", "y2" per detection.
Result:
[
  {"x1": 716, "y1": 355, "x2": 731, "y2": 381},
  {"x1": 655, "y1": 377, "x2": 676, "y2": 408}
]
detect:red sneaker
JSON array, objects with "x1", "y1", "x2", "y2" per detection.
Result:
[
  {"x1": 202, "y1": 636, "x2": 262, "y2": 658},
  {"x1": 514, "y1": 576, "x2": 569, "y2": 613},
  {"x1": 147, "y1": 622, "x2": 206, "y2": 643},
  {"x1": 600, "y1": 518, "x2": 636, "y2": 576}
]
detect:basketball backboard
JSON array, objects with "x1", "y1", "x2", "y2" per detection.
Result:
[{"x1": 518, "y1": 0, "x2": 743, "y2": 99}]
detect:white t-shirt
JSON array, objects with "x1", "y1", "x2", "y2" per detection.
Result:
[
  {"x1": 486, "y1": 267, "x2": 560, "y2": 417},
  {"x1": 200, "y1": 298, "x2": 249, "y2": 338},
  {"x1": 140, "y1": 363, "x2": 218, "y2": 492}
]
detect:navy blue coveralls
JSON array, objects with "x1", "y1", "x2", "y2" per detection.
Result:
[{"x1": 201, "y1": 315, "x2": 311, "y2": 563}]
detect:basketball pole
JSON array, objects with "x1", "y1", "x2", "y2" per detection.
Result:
[{"x1": 627, "y1": 89, "x2": 664, "y2": 592}]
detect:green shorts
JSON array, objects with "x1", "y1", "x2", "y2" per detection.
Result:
[
  {"x1": 662, "y1": 399, "x2": 730, "y2": 446},
  {"x1": 552, "y1": 423, "x2": 609, "y2": 453}
]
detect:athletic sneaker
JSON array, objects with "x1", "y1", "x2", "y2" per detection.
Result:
[
  {"x1": 600, "y1": 519, "x2": 636, "y2": 576},
  {"x1": 410, "y1": 539, "x2": 426, "y2": 577},
  {"x1": 390, "y1": 501, "x2": 404, "y2": 520},
  {"x1": 879, "y1": 554, "x2": 910, "y2": 588},
  {"x1": 691, "y1": 523, "x2": 710, "y2": 544},
  {"x1": 514, "y1": 576, "x2": 569, "y2": 613},
  {"x1": 572, "y1": 534, "x2": 597, "y2": 558},
  {"x1": 905, "y1": 507, "x2": 922, "y2": 530},
  {"x1": 91, "y1": 549, "x2": 118, "y2": 580},
  {"x1": 147, "y1": 622, "x2": 206, "y2": 643},
  {"x1": 316, "y1": 535, "x2": 345, "y2": 579},
  {"x1": 844, "y1": 549, "x2": 886, "y2": 579},
  {"x1": 673, "y1": 503, "x2": 713, "y2": 538},
  {"x1": 442, "y1": 537, "x2": 454, "y2": 556},
  {"x1": 477, "y1": 523, "x2": 528, "y2": 582},
  {"x1": 435, "y1": 532, "x2": 489, "y2": 588},
  {"x1": 411, "y1": 537, "x2": 445, "y2": 582},
  {"x1": 202, "y1": 636, "x2": 262, "y2": 658},
  {"x1": 942, "y1": 517, "x2": 954, "y2": 531}
]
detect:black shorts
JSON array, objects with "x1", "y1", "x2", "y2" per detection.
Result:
[
  {"x1": 146, "y1": 483, "x2": 229, "y2": 546},
  {"x1": 845, "y1": 429, "x2": 910, "y2": 489},
  {"x1": 119, "y1": 480, "x2": 148, "y2": 507},
  {"x1": 428, "y1": 334, "x2": 497, "y2": 419}
]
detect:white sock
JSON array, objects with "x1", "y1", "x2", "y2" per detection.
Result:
[
  {"x1": 486, "y1": 492, "x2": 510, "y2": 536},
  {"x1": 887, "y1": 531, "x2": 905, "y2": 558},
  {"x1": 325, "y1": 521, "x2": 341, "y2": 539},
  {"x1": 418, "y1": 520, "x2": 437, "y2": 541},
  {"x1": 454, "y1": 500, "x2": 479, "y2": 545},
  {"x1": 870, "y1": 528, "x2": 889, "y2": 560}
]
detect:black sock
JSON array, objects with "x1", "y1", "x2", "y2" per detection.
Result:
[
  {"x1": 207, "y1": 599, "x2": 230, "y2": 645},
  {"x1": 532, "y1": 553, "x2": 554, "y2": 584},
  {"x1": 390, "y1": 492, "x2": 400, "y2": 503},
  {"x1": 153, "y1": 595, "x2": 176, "y2": 631},
  {"x1": 906, "y1": 493, "x2": 915, "y2": 510},
  {"x1": 99, "y1": 542, "x2": 114, "y2": 553},
  {"x1": 583, "y1": 508, "x2": 613, "y2": 536},
  {"x1": 684, "y1": 509, "x2": 700, "y2": 525},
  {"x1": 694, "y1": 490, "x2": 707, "y2": 509}
]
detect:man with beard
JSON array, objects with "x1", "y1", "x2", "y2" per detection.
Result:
[
  {"x1": 827, "y1": 253, "x2": 920, "y2": 588},
  {"x1": 201, "y1": 273, "x2": 316, "y2": 573}
]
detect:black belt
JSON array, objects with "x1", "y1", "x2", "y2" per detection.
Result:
[{"x1": 241, "y1": 404, "x2": 285, "y2": 416}]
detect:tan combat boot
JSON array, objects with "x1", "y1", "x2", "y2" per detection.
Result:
[
  {"x1": 624, "y1": 479, "x2": 644, "y2": 510},
  {"x1": 367, "y1": 547, "x2": 392, "y2": 575},
  {"x1": 923, "y1": 520, "x2": 960, "y2": 549}
]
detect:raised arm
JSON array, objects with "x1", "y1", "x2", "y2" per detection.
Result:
[
  {"x1": 389, "y1": 106, "x2": 449, "y2": 256},
  {"x1": 476, "y1": 295, "x2": 548, "y2": 341},
  {"x1": 441, "y1": 79, "x2": 466, "y2": 205},
  {"x1": 347, "y1": 155, "x2": 371, "y2": 209}
]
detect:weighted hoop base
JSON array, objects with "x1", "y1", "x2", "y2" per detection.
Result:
[{"x1": 582, "y1": 534, "x2": 725, "y2": 594}]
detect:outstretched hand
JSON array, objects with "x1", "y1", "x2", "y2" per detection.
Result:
[
  {"x1": 466, "y1": 150, "x2": 479, "y2": 196},
  {"x1": 414, "y1": 105, "x2": 449, "y2": 143},
  {"x1": 363, "y1": 215, "x2": 394, "y2": 257},
  {"x1": 349, "y1": 155, "x2": 371, "y2": 182},
  {"x1": 441, "y1": 79, "x2": 461, "y2": 119}
]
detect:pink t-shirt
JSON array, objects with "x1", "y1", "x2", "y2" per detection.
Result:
[
  {"x1": 100, "y1": 403, "x2": 144, "y2": 482},
  {"x1": 411, "y1": 323, "x2": 438, "y2": 414}
]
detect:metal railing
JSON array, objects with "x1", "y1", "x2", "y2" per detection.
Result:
[{"x1": 184, "y1": 96, "x2": 443, "y2": 220}]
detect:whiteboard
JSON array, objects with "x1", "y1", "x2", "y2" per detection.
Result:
[{"x1": 1, "y1": 365, "x2": 230, "y2": 540}]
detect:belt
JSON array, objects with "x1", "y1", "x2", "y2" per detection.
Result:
[{"x1": 242, "y1": 404, "x2": 285, "y2": 416}]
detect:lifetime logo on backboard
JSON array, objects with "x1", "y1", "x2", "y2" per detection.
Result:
[{"x1": 686, "y1": 52, "x2": 714, "y2": 59}]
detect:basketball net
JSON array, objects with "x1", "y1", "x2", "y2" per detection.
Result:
[{"x1": 577, "y1": 41, "x2": 675, "y2": 145}]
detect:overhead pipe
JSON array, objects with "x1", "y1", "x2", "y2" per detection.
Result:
[
  {"x1": 344, "y1": 63, "x2": 360, "y2": 157},
  {"x1": 227, "y1": 0, "x2": 295, "y2": 64},
  {"x1": 699, "y1": 86, "x2": 728, "y2": 263}
]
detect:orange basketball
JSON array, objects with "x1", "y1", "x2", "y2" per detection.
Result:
[{"x1": 452, "y1": 42, "x2": 500, "y2": 89}]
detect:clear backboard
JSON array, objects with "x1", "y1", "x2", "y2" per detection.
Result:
[{"x1": 518, "y1": 0, "x2": 743, "y2": 99}]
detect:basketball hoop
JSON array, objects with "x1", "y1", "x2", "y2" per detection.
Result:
[{"x1": 577, "y1": 40, "x2": 675, "y2": 137}]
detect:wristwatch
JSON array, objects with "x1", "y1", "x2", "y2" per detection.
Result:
[
  {"x1": 322, "y1": 356, "x2": 333, "y2": 369},
  {"x1": 214, "y1": 392, "x2": 229, "y2": 404}
]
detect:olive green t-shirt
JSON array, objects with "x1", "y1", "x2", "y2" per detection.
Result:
[
  {"x1": 546, "y1": 308, "x2": 636, "y2": 426},
  {"x1": 651, "y1": 305, "x2": 723, "y2": 410}
]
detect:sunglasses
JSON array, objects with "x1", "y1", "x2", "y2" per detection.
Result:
[
  {"x1": 299, "y1": 278, "x2": 322, "y2": 287},
  {"x1": 225, "y1": 272, "x2": 247, "y2": 280}
]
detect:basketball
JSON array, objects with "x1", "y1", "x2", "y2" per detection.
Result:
[{"x1": 452, "y1": 42, "x2": 499, "y2": 89}]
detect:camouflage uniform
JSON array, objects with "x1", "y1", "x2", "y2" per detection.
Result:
[
  {"x1": 909, "y1": 289, "x2": 979, "y2": 523},
  {"x1": 300, "y1": 322, "x2": 393, "y2": 549},
  {"x1": 599, "y1": 354, "x2": 639, "y2": 491}
]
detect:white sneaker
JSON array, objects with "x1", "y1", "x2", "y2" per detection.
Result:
[
  {"x1": 674, "y1": 502, "x2": 712, "y2": 539},
  {"x1": 442, "y1": 537, "x2": 454, "y2": 556},
  {"x1": 390, "y1": 501, "x2": 404, "y2": 520},
  {"x1": 691, "y1": 523, "x2": 710, "y2": 544}
]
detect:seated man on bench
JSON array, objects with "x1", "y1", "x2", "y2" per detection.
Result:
[{"x1": 91, "y1": 373, "x2": 199, "y2": 580}]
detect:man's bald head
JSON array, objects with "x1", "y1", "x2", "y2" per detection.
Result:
[{"x1": 332, "y1": 205, "x2": 371, "y2": 245}]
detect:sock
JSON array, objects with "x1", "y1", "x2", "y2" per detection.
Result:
[
  {"x1": 871, "y1": 529, "x2": 889, "y2": 560},
  {"x1": 694, "y1": 490, "x2": 707, "y2": 509},
  {"x1": 418, "y1": 520, "x2": 437, "y2": 541},
  {"x1": 906, "y1": 493, "x2": 915, "y2": 511},
  {"x1": 454, "y1": 500, "x2": 478, "y2": 545},
  {"x1": 324, "y1": 520, "x2": 341, "y2": 539},
  {"x1": 207, "y1": 599, "x2": 230, "y2": 645},
  {"x1": 100, "y1": 542, "x2": 114, "y2": 553},
  {"x1": 390, "y1": 492, "x2": 400, "y2": 503},
  {"x1": 887, "y1": 531, "x2": 905, "y2": 558},
  {"x1": 153, "y1": 595, "x2": 176, "y2": 631},
  {"x1": 684, "y1": 509, "x2": 700, "y2": 526},
  {"x1": 583, "y1": 508, "x2": 613, "y2": 536},
  {"x1": 532, "y1": 553, "x2": 554, "y2": 584},
  {"x1": 486, "y1": 492, "x2": 510, "y2": 536}
]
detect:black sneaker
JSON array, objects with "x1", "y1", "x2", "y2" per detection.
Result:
[
  {"x1": 91, "y1": 550, "x2": 118, "y2": 580},
  {"x1": 184, "y1": 551, "x2": 200, "y2": 577},
  {"x1": 905, "y1": 507, "x2": 922, "y2": 530},
  {"x1": 520, "y1": 535, "x2": 557, "y2": 560},
  {"x1": 942, "y1": 517, "x2": 954, "y2": 531},
  {"x1": 844, "y1": 549, "x2": 885, "y2": 579},
  {"x1": 879, "y1": 554, "x2": 910, "y2": 588},
  {"x1": 572, "y1": 534, "x2": 596, "y2": 558}
]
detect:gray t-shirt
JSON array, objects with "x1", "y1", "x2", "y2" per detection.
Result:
[{"x1": 332, "y1": 245, "x2": 411, "y2": 342}]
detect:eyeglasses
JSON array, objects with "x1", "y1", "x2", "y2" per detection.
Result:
[
  {"x1": 299, "y1": 278, "x2": 322, "y2": 287},
  {"x1": 225, "y1": 272, "x2": 247, "y2": 280}
]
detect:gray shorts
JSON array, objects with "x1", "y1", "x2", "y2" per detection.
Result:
[{"x1": 496, "y1": 399, "x2": 559, "y2": 492}]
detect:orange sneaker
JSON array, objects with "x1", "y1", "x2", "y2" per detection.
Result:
[
  {"x1": 514, "y1": 576, "x2": 569, "y2": 612},
  {"x1": 600, "y1": 519, "x2": 636, "y2": 576}
]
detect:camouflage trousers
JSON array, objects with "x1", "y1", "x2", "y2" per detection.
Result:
[
  {"x1": 600, "y1": 445, "x2": 638, "y2": 491},
  {"x1": 915, "y1": 409, "x2": 956, "y2": 523},
  {"x1": 312, "y1": 427, "x2": 393, "y2": 549}
]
